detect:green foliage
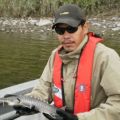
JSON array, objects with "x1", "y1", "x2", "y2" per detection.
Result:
[
  {"x1": 0, "y1": 0, "x2": 119, "y2": 17},
  {"x1": 63, "y1": 0, "x2": 97, "y2": 7}
]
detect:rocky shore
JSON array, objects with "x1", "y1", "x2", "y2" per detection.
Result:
[
  {"x1": 0, "y1": 17, "x2": 53, "y2": 33},
  {"x1": 0, "y1": 16, "x2": 120, "y2": 34}
]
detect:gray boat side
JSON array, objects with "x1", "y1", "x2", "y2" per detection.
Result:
[{"x1": 0, "y1": 79, "x2": 43, "y2": 120}]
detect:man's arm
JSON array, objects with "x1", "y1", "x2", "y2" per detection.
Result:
[{"x1": 26, "y1": 50, "x2": 56, "y2": 103}]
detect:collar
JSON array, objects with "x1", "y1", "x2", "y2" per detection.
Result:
[{"x1": 59, "y1": 35, "x2": 88, "y2": 64}]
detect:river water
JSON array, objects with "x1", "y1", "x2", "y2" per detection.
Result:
[
  {"x1": 0, "y1": 18, "x2": 120, "y2": 89},
  {"x1": 0, "y1": 29, "x2": 59, "y2": 89}
]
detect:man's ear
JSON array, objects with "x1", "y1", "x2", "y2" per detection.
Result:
[{"x1": 83, "y1": 21, "x2": 90, "y2": 34}]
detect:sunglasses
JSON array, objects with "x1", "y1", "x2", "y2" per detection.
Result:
[{"x1": 55, "y1": 26, "x2": 78, "y2": 35}]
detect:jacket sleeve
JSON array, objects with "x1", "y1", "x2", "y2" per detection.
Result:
[
  {"x1": 26, "y1": 51, "x2": 56, "y2": 103},
  {"x1": 77, "y1": 46, "x2": 120, "y2": 120}
]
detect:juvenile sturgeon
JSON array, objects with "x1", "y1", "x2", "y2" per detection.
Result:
[{"x1": 0, "y1": 94, "x2": 63, "y2": 120}]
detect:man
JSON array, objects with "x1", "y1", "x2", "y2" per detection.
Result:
[{"x1": 18, "y1": 4, "x2": 120, "y2": 120}]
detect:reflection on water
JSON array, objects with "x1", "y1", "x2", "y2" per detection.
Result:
[
  {"x1": 0, "y1": 31, "x2": 58, "y2": 89},
  {"x1": 0, "y1": 30, "x2": 120, "y2": 89},
  {"x1": 102, "y1": 30, "x2": 120, "y2": 54}
]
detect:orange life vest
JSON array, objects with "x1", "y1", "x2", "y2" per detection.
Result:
[{"x1": 53, "y1": 32, "x2": 103, "y2": 114}]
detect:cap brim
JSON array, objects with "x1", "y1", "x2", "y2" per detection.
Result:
[{"x1": 52, "y1": 18, "x2": 80, "y2": 29}]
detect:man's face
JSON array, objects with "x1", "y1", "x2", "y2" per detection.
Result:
[{"x1": 55, "y1": 23, "x2": 89, "y2": 52}]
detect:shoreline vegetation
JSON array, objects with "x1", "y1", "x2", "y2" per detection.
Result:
[
  {"x1": 0, "y1": 0, "x2": 119, "y2": 34},
  {"x1": 0, "y1": 0, "x2": 119, "y2": 18}
]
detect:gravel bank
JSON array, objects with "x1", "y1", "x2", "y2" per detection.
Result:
[{"x1": 0, "y1": 16, "x2": 120, "y2": 34}]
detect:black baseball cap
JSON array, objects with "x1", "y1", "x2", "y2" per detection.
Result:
[{"x1": 52, "y1": 4, "x2": 86, "y2": 29}]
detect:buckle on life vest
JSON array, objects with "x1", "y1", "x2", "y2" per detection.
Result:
[
  {"x1": 52, "y1": 86, "x2": 59, "y2": 93},
  {"x1": 79, "y1": 84, "x2": 86, "y2": 92}
]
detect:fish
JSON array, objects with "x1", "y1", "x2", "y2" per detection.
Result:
[{"x1": 0, "y1": 94, "x2": 63, "y2": 120}]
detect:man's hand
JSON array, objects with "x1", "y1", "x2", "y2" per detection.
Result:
[
  {"x1": 43, "y1": 109, "x2": 78, "y2": 120},
  {"x1": 13, "y1": 105, "x2": 39, "y2": 115}
]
